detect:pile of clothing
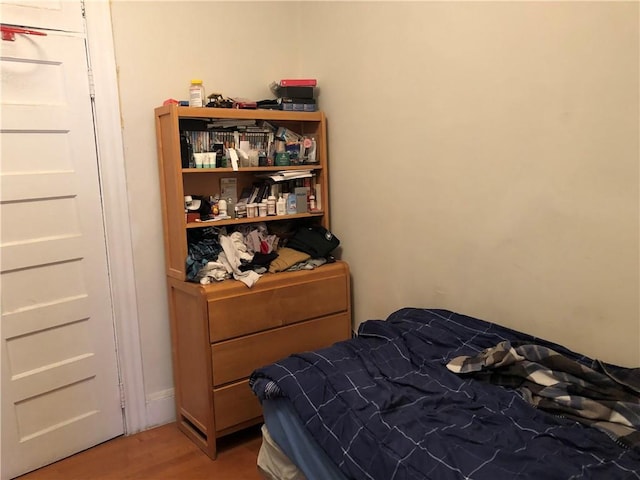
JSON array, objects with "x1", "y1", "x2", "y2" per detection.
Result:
[{"x1": 186, "y1": 223, "x2": 339, "y2": 287}]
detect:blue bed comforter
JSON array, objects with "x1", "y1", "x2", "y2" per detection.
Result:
[{"x1": 250, "y1": 308, "x2": 640, "y2": 479}]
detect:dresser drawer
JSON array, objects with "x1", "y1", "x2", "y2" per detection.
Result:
[
  {"x1": 211, "y1": 313, "x2": 350, "y2": 386},
  {"x1": 208, "y1": 263, "x2": 349, "y2": 342},
  {"x1": 213, "y1": 380, "x2": 262, "y2": 432}
]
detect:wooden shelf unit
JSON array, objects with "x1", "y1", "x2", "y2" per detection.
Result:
[{"x1": 154, "y1": 105, "x2": 352, "y2": 459}]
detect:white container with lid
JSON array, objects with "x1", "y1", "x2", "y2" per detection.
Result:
[
  {"x1": 267, "y1": 195, "x2": 276, "y2": 215},
  {"x1": 258, "y1": 201, "x2": 268, "y2": 217},
  {"x1": 217, "y1": 198, "x2": 227, "y2": 217},
  {"x1": 189, "y1": 79, "x2": 205, "y2": 107},
  {"x1": 247, "y1": 203, "x2": 258, "y2": 218}
]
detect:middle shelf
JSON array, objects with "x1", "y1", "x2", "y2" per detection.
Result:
[
  {"x1": 182, "y1": 165, "x2": 323, "y2": 174},
  {"x1": 187, "y1": 211, "x2": 324, "y2": 229}
]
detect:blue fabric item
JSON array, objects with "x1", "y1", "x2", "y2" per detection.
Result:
[
  {"x1": 251, "y1": 308, "x2": 640, "y2": 480},
  {"x1": 262, "y1": 398, "x2": 348, "y2": 480},
  {"x1": 185, "y1": 226, "x2": 222, "y2": 281}
]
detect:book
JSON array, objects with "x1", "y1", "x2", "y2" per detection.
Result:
[
  {"x1": 280, "y1": 79, "x2": 317, "y2": 87},
  {"x1": 275, "y1": 127, "x2": 302, "y2": 143},
  {"x1": 314, "y1": 183, "x2": 322, "y2": 210},
  {"x1": 275, "y1": 86, "x2": 314, "y2": 99},
  {"x1": 248, "y1": 184, "x2": 261, "y2": 204},
  {"x1": 295, "y1": 187, "x2": 309, "y2": 213},
  {"x1": 220, "y1": 178, "x2": 238, "y2": 203},
  {"x1": 255, "y1": 182, "x2": 271, "y2": 204},
  {"x1": 238, "y1": 186, "x2": 253, "y2": 205},
  {"x1": 256, "y1": 169, "x2": 313, "y2": 182}
]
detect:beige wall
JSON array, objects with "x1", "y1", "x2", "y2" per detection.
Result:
[
  {"x1": 110, "y1": 0, "x2": 638, "y2": 425},
  {"x1": 301, "y1": 1, "x2": 639, "y2": 367}
]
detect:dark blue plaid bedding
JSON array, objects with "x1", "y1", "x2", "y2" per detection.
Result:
[{"x1": 250, "y1": 308, "x2": 640, "y2": 479}]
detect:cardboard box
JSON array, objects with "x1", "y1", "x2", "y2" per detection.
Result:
[{"x1": 295, "y1": 187, "x2": 309, "y2": 213}]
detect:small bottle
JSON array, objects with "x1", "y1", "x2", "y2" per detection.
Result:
[
  {"x1": 258, "y1": 148, "x2": 268, "y2": 167},
  {"x1": 286, "y1": 192, "x2": 297, "y2": 215},
  {"x1": 189, "y1": 79, "x2": 205, "y2": 107},
  {"x1": 276, "y1": 195, "x2": 286, "y2": 216},
  {"x1": 247, "y1": 203, "x2": 257, "y2": 218},
  {"x1": 258, "y1": 201, "x2": 268, "y2": 217},
  {"x1": 309, "y1": 194, "x2": 316, "y2": 211},
  {"x1": 249, "y1": 149, "x2": 260, "y2": 168},
  {"x1": 218, "y1": 198, "x2": 227, "y2": 217},
  {"x1": 267, "y1": 195, "x2": 276, "y2": 216},
  {"x1": 226, "y1": 197, "x2": 235, "y2": 218}
]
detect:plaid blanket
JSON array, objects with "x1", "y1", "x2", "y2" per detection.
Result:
[{"x1": 447, "y1": 341, "x2": 640, "y2": 450}]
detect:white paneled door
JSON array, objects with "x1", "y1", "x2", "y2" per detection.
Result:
[{"x1": 0, "y1": 2, "x2": 124, "y2": 478}]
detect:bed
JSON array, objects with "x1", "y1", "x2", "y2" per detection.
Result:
[{"x1": 250, "y1": 308, "x2": 640, "y2": 480}]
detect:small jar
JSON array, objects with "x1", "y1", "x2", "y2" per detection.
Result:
[
  {"x1": 189, "y1": 79, "x2": 205, "y2": 107},
  {"x1": 249, "y1": 149, "x2": 260, "y2": 167},
  {"x1": 267, "y1": 195, "x2": 276, "y2": 216},
  {"x1": 247, "y1": 203, "x2": 257, "y2": 218},
  {"x1": 258, "y1": 201, "x2": 268, "y2": 217},
  {"x1": 217, "y1": 198, "x2": 227, "y2": 217}
]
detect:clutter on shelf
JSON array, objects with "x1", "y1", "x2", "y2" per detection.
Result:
[
  {"x1": 164, "y1": 78, "x2": 321, "y2": 112},
  {"x1": 181, "y1": 118, "x2": 318, "y2": 172},
  {"x1": 269, "y1": 78, "x2": 318, "y2": 111}
]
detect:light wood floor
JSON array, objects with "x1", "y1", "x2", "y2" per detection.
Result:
[{"x1": 16, "y1": 423, "x2": 264, "y2": 480}]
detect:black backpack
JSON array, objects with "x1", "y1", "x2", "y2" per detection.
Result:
[{"x1": 286, "y1": 225, "x2": 340, "y2": 258}]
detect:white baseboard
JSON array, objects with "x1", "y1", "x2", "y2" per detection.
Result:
[{"x1": 144, "y1": 388, "x2": 176, "y2": 429}]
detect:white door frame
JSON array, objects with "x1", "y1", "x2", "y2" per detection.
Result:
[{"x1": 83, "y1": 0, "x2": 146, "y2": 434}]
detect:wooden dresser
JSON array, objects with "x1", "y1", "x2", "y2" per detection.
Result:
[
  {"x1": 155, "y1": 105, "x2": 351, "y2": 458},
  {"x1": 166, "y1": 261, "x2": 351, "y2": 458}
]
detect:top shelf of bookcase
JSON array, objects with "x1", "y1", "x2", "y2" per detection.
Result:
[{"x1": 155, "y1": 105, "x2": 325, "y2": 122}]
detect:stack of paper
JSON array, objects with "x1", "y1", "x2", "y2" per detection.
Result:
[{"x1": 256, "y1": 170, "x2": 313, "y2": 182}]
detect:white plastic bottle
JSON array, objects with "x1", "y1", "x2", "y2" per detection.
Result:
[
  {"x1": 267, "y1": 195, "x2": 276, "y2": 216},
  {"x1": 286, "y1": 192, "x2": 297, "y2": 215},
  {"x1": 258, "y1": 201, "x2": 268, "y2": 217},
  {"x1": 189, "y1": 79, "x2": 205, "y2": 107},
  {"x1": 218, "y1": 198, "x2": 227, "y2": 217},
  {"x1": 276, "y1": 195, "x2": 286, "y2": 216}
]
